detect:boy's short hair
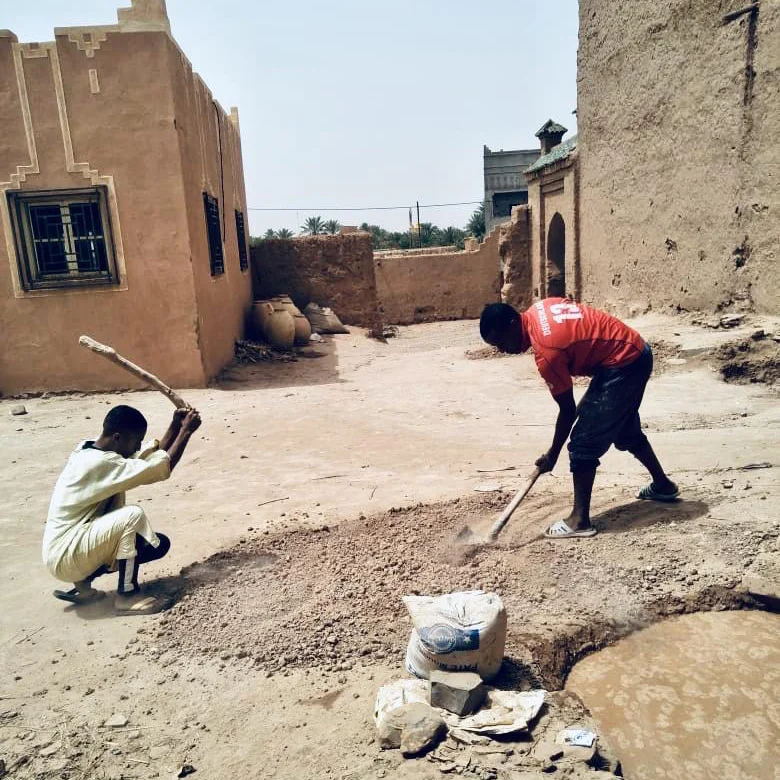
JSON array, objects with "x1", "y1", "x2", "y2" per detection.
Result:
[
  {"x1": 480, "y1": 303, "x2": 519, "y2": 344},
  {"x1": 103, "y1": 405, "x2": 147, "y2": 436}
]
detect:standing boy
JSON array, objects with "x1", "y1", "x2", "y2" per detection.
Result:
[{"x1": 479, "y1": 298, "x2": 678, "y2": 538}]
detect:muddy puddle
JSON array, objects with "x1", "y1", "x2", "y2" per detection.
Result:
[{"x1": 567, "y1": 610, "x2": 780, "y2": 780}]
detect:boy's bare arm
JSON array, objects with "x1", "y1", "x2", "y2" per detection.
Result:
[
  {"x1": 535, "y1": 388, "x2": 577, "y2": 472},
  {"x1": 164, "y1": 409, "x2": 202, "y2": 471},
  {"x1": 159, "y1": 408, "x2": 189, "y2": 451}
]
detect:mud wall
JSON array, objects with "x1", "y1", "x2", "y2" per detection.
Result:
[
  {"x1": 577, "y1": 0, "x2": 780, "y2": 315},
  {"x1": 166, "y1": 39, "x2": 252, "y2": 381},
  {"x1": 499, "y1": 205, "x2": 534, "y2": 311},
  {"x1": 250, "y1": 233, "x2": 379, "y2": 327},
  {"x1": 374, "y1": 227, "x2": 502, "y2": 325}
]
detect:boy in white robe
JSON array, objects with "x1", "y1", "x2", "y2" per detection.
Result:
[{"x1": 43, "y1": 404, "x2": 201, "y2": 615}]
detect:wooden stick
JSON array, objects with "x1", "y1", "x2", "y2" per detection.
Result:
[
  {"x1": 15, "y1": 626, "x2": 44, "y2": 645},
  {"x1": 724, "y1": 2, "x2": 759, "y2": 23},
  {"x1": 256, "y1": 496, "x2": 290, "y2": 508},
  {"x1": 79, "y1": 335, "x2": 188, "y2": 409}
]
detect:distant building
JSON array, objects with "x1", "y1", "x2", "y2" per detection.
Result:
[{"x1": 483, "y1": 145, "x2": 539, "y2": 233}]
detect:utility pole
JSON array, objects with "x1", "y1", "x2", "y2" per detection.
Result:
[{"x1": 416, "y1": 201, "x2": 421, "y2": 248}]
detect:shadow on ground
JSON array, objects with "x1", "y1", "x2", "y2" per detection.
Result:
[
  {"x1": 594, "y1": 498, "x2": 709, "y2": 533},
  {"x1": 214, "y1": 339, "x2": 345, "y2": 391}
]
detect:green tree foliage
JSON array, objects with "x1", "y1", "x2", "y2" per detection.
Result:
[
  {"x1": 301, "y1": 216, "x2": 325, "y2": 235},
  {"x1": 254, "y1": 206, "x2": 481, "y2": 249},
  {"x1": 466, "y1": 204, "x2": 486, "y2": 241}
]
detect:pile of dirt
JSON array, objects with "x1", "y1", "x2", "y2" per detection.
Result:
[
  {"x1": 714, "y1": 335, "x2": 780, "y2": 385},
  {"x1": 150, "y1": 488, "x2": 765, "y2": 686},
  {"x1": 465, "y1": 346, "x2": 511, "y2": 360}
]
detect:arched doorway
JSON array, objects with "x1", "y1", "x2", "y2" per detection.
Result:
[{"x1": 546, "y1": 213, "x2": 566, "y2": 297}]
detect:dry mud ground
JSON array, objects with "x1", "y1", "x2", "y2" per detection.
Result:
[{"x1": 1, "y1": 315, "x2": 779, "y2": 780}]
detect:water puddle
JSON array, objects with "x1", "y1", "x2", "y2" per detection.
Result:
[{"x1": 567, "y1": 610, "x2": 780, "y2": 780}]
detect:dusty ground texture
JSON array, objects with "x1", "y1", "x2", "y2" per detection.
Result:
[{"x1": 1, "y1": 314, "x2": 778, "y2": 780}]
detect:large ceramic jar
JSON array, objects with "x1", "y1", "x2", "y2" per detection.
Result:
[
  {"x1": 272, "y1": 295, "x2": 301, "y2": 317},
  {"x1": 292, "y1": 313, "x2": 312, "y2": 345},
  {"x1": 251, "y1": 301, "x2": 274, "y2": 339},
  {"x1": 263, "y1": 309, "x2": 295, "y2": 349}
]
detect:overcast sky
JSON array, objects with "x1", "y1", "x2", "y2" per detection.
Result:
[{"x1": 7, "y1": 0, "x2": 579, "y2": 235}]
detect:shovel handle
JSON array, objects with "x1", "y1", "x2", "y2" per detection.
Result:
[{"x1": 487, "y1": 468, "x2": 541, "y2": 541}]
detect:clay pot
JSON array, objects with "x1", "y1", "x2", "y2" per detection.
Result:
[
  {"x1": 272, "y1": 295, "x2": 301, "y2": 316},
  {"x1": 292, "y1": 313, "x2": 312, "y2": 346},
  {"x1": 262, "y1": 309, "x2": 295, "y2": 349},
  {"x1": 251, "y1": 301, "x2": 274, "y2": 338}
]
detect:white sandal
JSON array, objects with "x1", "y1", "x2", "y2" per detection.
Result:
[{"x1": 545, "y1": 520, "x2": 598, "y2": 539}]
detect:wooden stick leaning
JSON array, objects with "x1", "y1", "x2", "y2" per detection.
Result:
[{"x1": 78, "y1": 335, "x2": 188, "y2": 409}]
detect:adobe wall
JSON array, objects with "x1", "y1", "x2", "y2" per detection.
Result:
[
  {"x1": 374, "y1": 227, "x2": 502, "y2": 325},
  {"x1": 577, "y1": 0, "x2": 780, "y2": 315},
  {"x1": 250, "y1": 233, "x2": 379, "y2": 327},
  {"x1": 499, "y1": 205, "x2": 533, "y2": 312},
  {"x1": 0, "y1": 27, "x2": 203, "y2": 395},
  {"x1": 166, "y1": 39, "x2": 252, "y2": 381}
]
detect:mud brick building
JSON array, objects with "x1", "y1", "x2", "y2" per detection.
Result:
[{"x1": 0, "y1": 0, "x2": 252, "y2": 395}]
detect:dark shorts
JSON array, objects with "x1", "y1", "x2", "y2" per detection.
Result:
[{"x1": 568, "y1": 344, "x2": 653, "y2": 472}]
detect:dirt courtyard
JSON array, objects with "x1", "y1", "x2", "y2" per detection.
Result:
[{"x1": 1, "y1": 314, "x2": 778, "y2": 780}]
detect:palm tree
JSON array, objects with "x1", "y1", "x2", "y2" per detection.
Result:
[
  {"x1": 276, "y1": 228, "x2": 294, "y2": 239},
  {"x1": 418, "y1": 223, "x2": 441, "y2": 247},
  {"x1": 466, "y1": 204, "x2": 486, "y2": 241},
  {"x1": 440, "y1": 226, "x2": 465, "y2": 246},
  {"x1": 301, "y1": 216, "x2": 325, "y2": 236},
  {"x1": 263, "y1": 228, "x2": 276, "y2": 240},
  {"x1": 323, "y1": 219, "x2": 341, "y2": 235}
]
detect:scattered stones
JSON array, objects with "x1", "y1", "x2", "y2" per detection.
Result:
[
  {"x1": 379, "y1": 702, "x2": 447, "y2": 756},
  {"x1": 103, "y1": 714, "x2": 129, "y2": 728},
  {"x1": 10, "y1": 405, "x2": 27, "y2": 416},
  {"x1": 719, "y1": 314, "x2": 744, "y2": 329},
  {"x1": 429, "y1": 670, "x2": 486, "y2": 716},
  {"x1": 399, "y1": 703, "x2": 447, "y2": 757},
  {"x1": 177, "y1": 765, "x2": 196, "y2": 778},
  {"x1": 0, "y1": 710, "x2": 19, "y2": 721}
]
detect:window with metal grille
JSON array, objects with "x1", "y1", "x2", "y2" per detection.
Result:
[
  {"x1": 235, "y1": 210, "x2": 248, "y2": 271},
  {"x1": 7, "y1": 187, "x2": 118, "y2": 291},
  {"x1": 203, "y1": 192, "x2": 224, "y2": 276}
]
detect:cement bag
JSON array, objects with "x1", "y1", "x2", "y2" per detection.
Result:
[
  {"x1": 404, "y1": 591, "x2": 507, "y2": 682},
  {"x1": 304, "y1": 303, "x2": 349, "y2": 335}
]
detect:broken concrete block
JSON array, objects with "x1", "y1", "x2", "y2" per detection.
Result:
[
  {"x1": 378, "y1": 716, "x2": 403, "y2": 750},
  {"x1": 429, "y1": 670, "x2": 486, "y2": 716},
  {"x1": 399, "y1": 702, "x2": 447, "y2": 757},
  {"x1": 378, "y1": 702, "x2": 447, "y2": 754},
  {"x1": 103, "y1": 714, "x2": 128, "y2": 728}
]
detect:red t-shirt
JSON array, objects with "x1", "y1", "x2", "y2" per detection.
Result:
[{"x1": 521, "y1": 298, "x2": 646, "y2": 396}]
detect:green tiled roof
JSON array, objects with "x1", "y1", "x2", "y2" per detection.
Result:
[
  {"x1": 536, "y1": 120, "x2": 568, "y2": 137},
  {"x1": 525, "y1": 134, "x2": 578, "y2": 175}
]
